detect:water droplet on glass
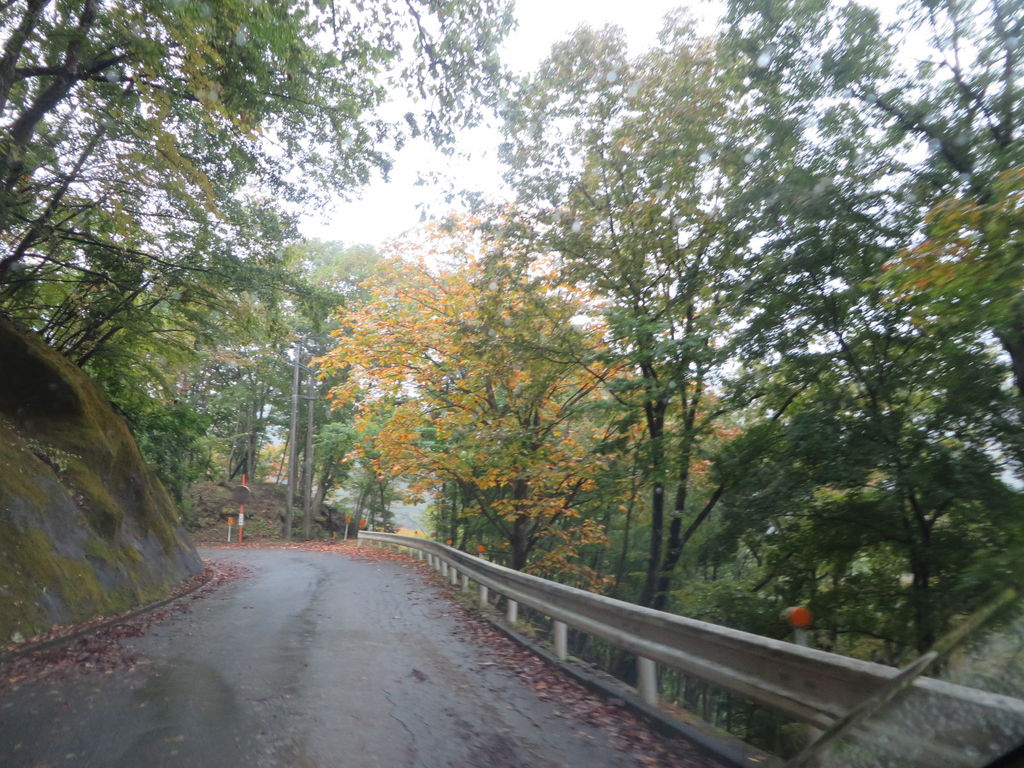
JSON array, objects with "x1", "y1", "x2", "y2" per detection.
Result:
[
  {"x1": 235, "y1": 28, "x2": 249, "y2": 45},
  {"x1": 606, "y1": 70, "x2": 618, "y2": 83},
  {"x1": 571, "y1": 221, "x2": 582, "y2": 233},
  {"x1": 488, "y1": 280, "x2": 498, "y2": 291},
  {"x1": 104, "y1": 68, "x2": 119, "y2": 82},
  {"x1": 756, "y1": 47, "x2": 774, "y2": 68},
  {"x1": 698, "y1": 151, "x2": 712, "y2": 163},
  {"x1": 627, "y1": 82, "x2": 640, "y2": 98},
  {"x1": 743, "y1": 151, "x2": 755, "y2": 163}
]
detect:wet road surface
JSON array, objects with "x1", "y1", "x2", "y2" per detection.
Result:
[{"x1": 0, "y1": 547, "x2": 710, "y2": 767}]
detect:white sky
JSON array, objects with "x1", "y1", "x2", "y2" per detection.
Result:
[{"x1": 299, "y1": 1, "x2": 721, "y2": 247}]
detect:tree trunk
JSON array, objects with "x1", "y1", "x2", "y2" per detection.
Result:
[
  {"x1": 910, "y1": 555, "x2": 934, "y2": 653},
  {"x1": 997, "y1": 313, "x2": 1024, "y2": 398},
  {"x1": 638, "y1": 395, "x2": 668, "y2": 607}
]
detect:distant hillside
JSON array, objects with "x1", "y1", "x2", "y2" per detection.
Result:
[{"x1": 0, "y1": 319, "x2": 202, "y2": 643}]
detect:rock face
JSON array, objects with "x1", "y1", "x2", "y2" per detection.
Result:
[{"x1": 0, "y1": 319, "x2": 202, "y2": 642}]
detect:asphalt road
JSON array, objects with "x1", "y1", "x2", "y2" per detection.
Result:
[{"x1": 0, "y1": 547, "x2": 711, "y2": 768}]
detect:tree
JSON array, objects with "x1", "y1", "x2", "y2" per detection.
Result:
[
  {"x1": 0, "y1": 0, "x2": 514, "y2": 275},
  {"x1": 725, "y1": 0, "x2": 1024, "y2": 393},
  {"x1": 0, "y1": 0, "x2": 514, "y2": 454},
  {"x1": 499, "y1": 18, "x2": 754, "y2": 608},
  {"x1": 712, "y1": 0, "x2": 1024, "y2": 652},
  {"x1": 318, "y1": 221, "x2": 618, "y2": 578}
]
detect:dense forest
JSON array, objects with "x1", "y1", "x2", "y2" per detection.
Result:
[{"x1": 2, "y1": 0, "x2": 1021, "y2": 695}]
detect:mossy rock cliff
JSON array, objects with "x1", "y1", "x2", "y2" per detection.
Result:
[{"x1": 0, "y1": 319, "x2": 202, "y2": 643}]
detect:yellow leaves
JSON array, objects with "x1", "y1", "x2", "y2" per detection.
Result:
[
  {"x1": 320, "y1": 218, "x2": 628, "y2": 560},
  {"x1": 885, "y1": 166, "x2": 1024, "y2": 319}
]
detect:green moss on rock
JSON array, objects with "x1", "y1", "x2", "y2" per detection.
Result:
[
  {"x1": 0, "y1": 522, "x2": 117, "y2": 638},
  {"x1": 0, "y1": 319, "x2": 202, "y2": 642}
]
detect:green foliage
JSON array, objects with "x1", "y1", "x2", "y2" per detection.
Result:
[
  {"x1": 0, "y1": 0, "x2": 513, "y2": 512},
  {"x1": 482, "y1": 1, "x2": 1024, "y2": 667},
  {"x1": 499, "y1": 20, "x2": 755, "y2": 607}
]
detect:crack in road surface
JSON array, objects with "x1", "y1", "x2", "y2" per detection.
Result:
[{"x1": 381, "y1": 685, "x2": 419, "y2": 761}]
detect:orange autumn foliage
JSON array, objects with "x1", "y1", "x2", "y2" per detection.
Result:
[{"x1": 317, "y1": 220, "x2": 623, "y2": 571}]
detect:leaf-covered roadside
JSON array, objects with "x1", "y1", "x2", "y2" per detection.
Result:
[
  {"x1": 344, "y1": 542, "x2": 729, "y2": 768},
  {"x1": 0, "y1": 560, "x2": 250, "y2": 690}
]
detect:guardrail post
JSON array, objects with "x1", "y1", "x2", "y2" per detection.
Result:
[
  {"x1": 506, "y1": 598, "x2": 518, "y2": 625},
  {"x1": 417, "y1": 549, "x2": 423, "y2": 560},
  {"x1": 479, "y1": 584, "x2": 488, "y2": 609},
  {"x1": 450, "y1": 566, "x2": 458, "y2": 585},
  {"x1": 461, "y1": 572, "x2": 469, "y2": 592},
  {"x1": 637, "y1": 657, "x2": 658, "y2": 706},
  {"x1": 440, "y1": 560, "x2": 447, "y2": 576},
  {"x1": 554, "y1": 621, "x2": 568, "y2": 660}
]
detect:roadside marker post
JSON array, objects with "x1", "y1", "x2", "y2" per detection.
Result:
[
  {"x1": 227, "y1": 516, "x2": 236, "y2": 542},
  {"x1": 787, "y1": 606, "x2": 813, "y2": 646}
]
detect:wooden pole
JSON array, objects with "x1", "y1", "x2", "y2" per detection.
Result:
[
  {"x1": 284, "y1": 344, "x2": 301, "y2": 540},
  {"x1": 302, "y1": 361, "x2": 315, "y2": 540}
]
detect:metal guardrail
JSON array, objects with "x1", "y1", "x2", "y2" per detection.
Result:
[{"x1": 360, "y1": 531, "x2": 1024, "y2": 762}]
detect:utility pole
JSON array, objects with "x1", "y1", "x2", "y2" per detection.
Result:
[
  {"x1": 302, "y1": 361, "x2": 316, "y2": 539},
  {"x1": 284, "y1": 343, "x2": 301, "y2": 540}
]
